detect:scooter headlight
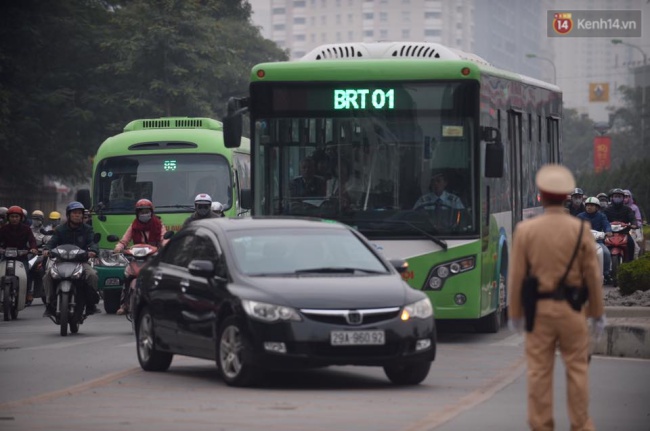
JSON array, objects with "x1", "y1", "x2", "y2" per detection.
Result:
[
  {"x1": 50, "y1": 266, "x2": 62, "y2": 280},
  {"x1": 71, "y1": 264, "x2": 84, "y2": 280}
]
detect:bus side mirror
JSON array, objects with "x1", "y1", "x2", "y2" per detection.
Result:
[
  {"x1": 76, "y1": 189, "x2": 91, "y2": 211},
  {"x1": 482, "y1": 127, "x2": 504, "y2": 178},
  {"x1": 240, "y1": 188, "x2": 252, "y2": 210},
  {"x1": 223, "y1": 97, "x2": 249, "y2": 149}
]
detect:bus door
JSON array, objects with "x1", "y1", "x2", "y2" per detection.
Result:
[{"x1": 508, "y1": 110, "x2": 523, "y2": 225}]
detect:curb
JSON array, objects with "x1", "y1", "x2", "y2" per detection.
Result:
[{"x1": 594, "y1": 307, "x2": 650, "y2": 359}]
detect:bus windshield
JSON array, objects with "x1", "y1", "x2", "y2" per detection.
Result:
[
  {"x1": 252, "y1": 81, "x2": 478, "y2": 238},
  {"x1": 94, "y1": 153, "x2": 232, "y2": 213}
]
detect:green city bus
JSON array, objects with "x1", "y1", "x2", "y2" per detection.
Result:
[
  {"x1": 223, "y1": 42, "x2": 562, "y2": 332},
  {"x1": 78, "y1": 117, "x2": 250, "y2": 313}
]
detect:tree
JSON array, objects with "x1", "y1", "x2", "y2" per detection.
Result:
[
  {"x1": 0, "y1": 0, "x2": 110, "y2": 187},
  {"x1": 98, "y1": 0, "x2": 287, "y2": 122},
  {"x1": 560, "y1": 107, "x2": 595, "y2": 176}
]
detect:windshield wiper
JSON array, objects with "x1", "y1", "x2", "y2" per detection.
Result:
[
  {"x1": 354, "y1": 218, "x2": 448, "y2": 251},
  {"x1": 294, "y1": 267, "x2": 385, "y2": 274}
]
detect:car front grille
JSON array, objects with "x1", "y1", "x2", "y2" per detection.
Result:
[{"x1": 300, "y1": 307, "x2": 400, "y2": 326}]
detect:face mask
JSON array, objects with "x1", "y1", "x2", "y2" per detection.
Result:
[
  {"x1": 612, "y1": 197, "x2": 623, "y2": 205},
  {"x1": 33, "y1": 219, "x2": 43, "y2": 227},
  {"x1": 138, "y1": 214, "x2": 152, "y2": 223},
  {"x1": 599, "y1": 200, "x2": 608, "y2": 207},
  {"x1": 51, "y1": 220, "x2": 60, "y2": 227},
  {"x1": 572, "y1": 197, "x2": 582, "y2": 205},
  {"x1": 196, "y1": 207, "x2": 210, "y2": 217}
]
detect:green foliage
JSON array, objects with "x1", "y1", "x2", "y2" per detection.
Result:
[
  {"x1": 0, "y1": 0, "x2": 287, "y2": 189},
  {"x1": 617, "y1": 253, "x2": 650, "y2": 295}
]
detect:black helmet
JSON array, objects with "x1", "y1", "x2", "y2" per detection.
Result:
[
  {"x1": 608, "y1": 188, "x2": 625, "y2": 198},
  {"x1": 571, "y1": 188, "x2": 584, "y2": 196}
]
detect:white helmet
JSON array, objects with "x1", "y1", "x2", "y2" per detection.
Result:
[
  {"x1": 584, "y1": 197, "x2": 600, "y2": 207},
  {"x1": 211, "y1": 202, "x2": 224, "y2": 213},
  {"x1": 194, "y1": 193, "x2": 212, "y2": 204}
]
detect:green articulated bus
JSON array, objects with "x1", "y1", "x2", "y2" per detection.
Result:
[
  {"x1": 223, "y1": 42, "x2": 562, "y2": 333},
  {"x1": 78, "y1": 117, "x2": 250, "y2": 313}
]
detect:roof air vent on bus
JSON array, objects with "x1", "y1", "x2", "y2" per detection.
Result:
[
  {"x1": 300, "y1": 42, "x2": 490, "y2": 66},
  {"x1": 142, "y1": 120, "x2": 171, "y2": 129}
]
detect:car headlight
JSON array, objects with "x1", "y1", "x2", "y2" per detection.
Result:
[
  {"x1": 242, "y1": 299, "x2": 302, "y2": 323},
  {"x1": 401, "y1": 298, "x2": 434, "y2": 320}
]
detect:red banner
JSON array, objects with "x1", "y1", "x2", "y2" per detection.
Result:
[{"x1": 593, "y1": 136, "x2": 611, "y2": 173}]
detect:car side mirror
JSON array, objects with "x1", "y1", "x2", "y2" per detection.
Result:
[
  {"x1": 390, "y1": 259, "x2": 409, "y2": 274},
  {"x1": 188, "y1": 259, "x2": 215, "y2": 278}
]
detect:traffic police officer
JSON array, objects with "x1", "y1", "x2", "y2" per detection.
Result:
[{"x1": 508, "y1": 164, "x2": 605, "y2": 431}]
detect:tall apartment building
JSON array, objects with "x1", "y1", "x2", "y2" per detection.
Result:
[{"x1": 266, "y1": 0, "x2": 474, "y2": 59}]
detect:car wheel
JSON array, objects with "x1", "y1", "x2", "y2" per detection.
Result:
[
  {"x1": 217, "y1": 316, "x2": 260, "y2": 387},
  {"x1": 384, "y1": 361, "x2": 431, "y2": 385},
  {"x1": 136, "y1": 307, "x2": 173, "y2": 372}
]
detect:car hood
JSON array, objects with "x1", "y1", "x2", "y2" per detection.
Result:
[{"x1": 234, "y1": 275, "x2": 410, "y2": 309}]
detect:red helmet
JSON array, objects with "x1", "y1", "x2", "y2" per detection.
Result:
[
  {"x1": 7, "y1": 206, "x2": 24, "y2": 220},
  {"x1": 135, "y1": 199, "x2": 154, "y2": 212}
]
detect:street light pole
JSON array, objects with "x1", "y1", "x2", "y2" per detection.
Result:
[
  {"x1": 611, "y1": 39, "x2": 647, "y2": 65},
  {"x1": 611, "y1": 39, "x2": 648, "y2": 147},
  {"x1": 525, "y1": 53, "x2": 557, "y2": 85}
]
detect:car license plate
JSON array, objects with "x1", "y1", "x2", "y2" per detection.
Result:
[
  {"x1": 105, "y1": 278, "x2": 121, "y2": 286},
  {"x1": 330, "y1": 330, "x2": 385, "y2": 346}
]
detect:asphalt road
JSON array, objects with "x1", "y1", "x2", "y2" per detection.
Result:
[{"x1": 0, "y1": 302, "x2": 648, "y2": 431}]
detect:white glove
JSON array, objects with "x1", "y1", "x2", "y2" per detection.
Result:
[
  {"x1": 508, "y1": 317, "x2": 525, "y2": 334},
  {"x1": 588, "y1": 315, "x2": 607, "y2": 341}
]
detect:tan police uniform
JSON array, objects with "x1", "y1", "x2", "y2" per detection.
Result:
[{"x1": 508, "y1": 165, "x2": 604, "y2": 431}]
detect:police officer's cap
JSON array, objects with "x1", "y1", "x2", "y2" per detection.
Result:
[{"x1": 535, "y1": 164, "x2": 575, "y2": 195}]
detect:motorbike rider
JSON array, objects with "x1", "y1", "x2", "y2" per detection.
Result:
[
  {"x1": 0, "y1": 207, "x2": 8, "y2": 227},
  {"x1": 623, "y1": 189, "x2": 644, "y2": 257},
  {"x1": 46, "y1": 211, "x2": 62, "y2": 230},
  {"x1": 211, "y1": 201, "x2": 225, "y2": 217},
  {"x1": 602, "y1": 188, "x2": 637, "y2": 263},
  {"x1": 567, "y1": 188, "x2": 586, "y2": 216},
  {"x1": 0, "y1": 206, "x2": 39, "y2": 302},
  {"x1": 42, "y1": 201, "x2": 100, "y2": 317},
  {"x1": 30, "y1": 210, "x2": 46, "y2": 245},
  {"x1": 113, "y1": 199, "x2": 168, "y2": 315},
  {"x1": 83, "y1": 209, "x2": 92, "y2": 226},
  {"x1": 596, "y1": 193, "x2": 609, "y2": 210},
  {"x1": 577, "y1": 197, "x2": 613, "y2": 284},
  {"x1": 181, "y1": 193, "x2": 221, "y2": 228}
]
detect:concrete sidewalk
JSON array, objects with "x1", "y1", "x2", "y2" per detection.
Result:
[{"x1": 594, "y1": 306, "x2": 650, "y2": 359}]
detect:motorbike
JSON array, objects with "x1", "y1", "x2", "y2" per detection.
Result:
[
  {"x1": 0, "y1": 248, "x2": 29, "y2": 321},
  {"x1": 122, "y1": 243, "x2": 158, "y2": 324},
  {"x1": 46, "y1": 244, "x2": 92, "y2": 336},
  {"x1": 604, "y1": 222, "x2": 632, "y2": 287}
]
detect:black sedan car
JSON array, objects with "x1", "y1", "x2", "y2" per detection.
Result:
[{"x1": 133, "y1": 217, "x2": 436, "y2": 386}]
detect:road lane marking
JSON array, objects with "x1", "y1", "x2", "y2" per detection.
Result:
[
  {"x1": 401, "y1": 354, "x2": 527, "y2": 431},
  {"x1": 0, "y1": 367, "x2": 141, "y2": 410}
]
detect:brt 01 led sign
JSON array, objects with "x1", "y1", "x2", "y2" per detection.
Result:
[{"x1": 334, "y1": 89, "x2": 395, "y2": 110}]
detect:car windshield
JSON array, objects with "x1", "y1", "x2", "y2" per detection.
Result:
[{"x1": 228, "y1": 227, "x2": 389, "y2": 276}]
